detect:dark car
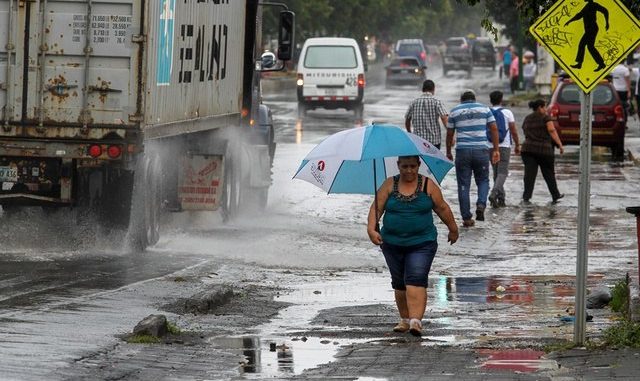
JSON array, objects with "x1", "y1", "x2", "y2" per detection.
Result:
[
  {"x1": 443, "y1": 37, "x2": 472, "y2": 76},
  {"x1": 548, "y1": 77, "x2": 626, "y2": 160},
  {"x1": 395, "y1": 39, "x2": 428, "y2": 67},
  {"x1": 471, "y1": 37, "x2": 496, "y2": 70},
  {"x1": 385, "y1": 57, "x2": 426, "y2": 88}
]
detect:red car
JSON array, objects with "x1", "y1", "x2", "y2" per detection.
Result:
[{"x1": 547, "y1": 77, "x2": 626, "y2": 160}]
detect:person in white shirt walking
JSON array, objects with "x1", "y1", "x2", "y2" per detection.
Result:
[
  {"x1": 611, "y1": 62, "x2": 631, "y2": 122},
  {"x1": 487, "y1": 91, "x2": 521, "y2": 208}
]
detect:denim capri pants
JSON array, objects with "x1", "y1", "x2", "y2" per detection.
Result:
[{"x1": 380, "y1": 240, "x2": 438, "y2": 290}]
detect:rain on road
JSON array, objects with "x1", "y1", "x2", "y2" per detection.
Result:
[{"x1": 1, "y1": 61, "x2": 639, "y2": 380}]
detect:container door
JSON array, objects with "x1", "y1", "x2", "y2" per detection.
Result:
[{"x1": 19, "y1": 0, "x2": 140, "y2": 126}]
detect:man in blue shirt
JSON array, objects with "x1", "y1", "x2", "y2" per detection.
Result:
[
  {"x1": 446, "y1": 90, "x2": 500, "y2": 227},
  {"x1": 502, "y1": 46, "x2": 512, "y2": 79}
]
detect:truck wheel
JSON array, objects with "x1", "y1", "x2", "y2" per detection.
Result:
[
  {"x1": 127, "y1": 154, "x2": 161, "y2": 251},
  {"x1": 221, "y1": 143, "x2": 240, "y2": 222}
]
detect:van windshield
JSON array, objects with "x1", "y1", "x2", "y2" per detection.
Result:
[{"x1": 304, "y1": 46, "x2": 357, "y2": 69}]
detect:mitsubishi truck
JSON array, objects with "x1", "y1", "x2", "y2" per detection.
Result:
[{"x1": 0, "y1": 0, "x2": 294, "y2": 250}]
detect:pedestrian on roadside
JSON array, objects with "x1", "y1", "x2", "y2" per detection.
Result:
[
  {"x1": 446, "y1": 90, "x2": 500, "y2": 227},
  {"x1": 488, "y1": 91, "x2": 521, "y2": 208},
  {"x1": 523, "y1": 56, "x2": 537, "y2": 92},
  {"x1": 502, "y1": 45, "x2": 512, "y2": 79},
  {"x1": 633, "y1": 63, "x2": 640, "y2": 120},
  {"x1": 611, "y1": 62, "x2": 631, "y2": 122},
  {"x1": 367, "y1": 155, "x2": 458, "y2": 337},
  {"x1": 520, "y1": 99, "x2": 565, "y2": 205},
  {"x1": 405, "y1": 80, "x2": 449, "y2": 150},
  {"x1": 509, "y1": 52, "x2": 520, "y2": 94}
]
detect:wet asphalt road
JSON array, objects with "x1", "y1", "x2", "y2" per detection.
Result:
[{"x1": 1, "y1": 61, "x2": 640, "y2": 380}]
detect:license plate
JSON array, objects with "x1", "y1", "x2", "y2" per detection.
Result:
[
  {"x1": 324, "y1": 89, "x2": 337, "y2": 96},
  {"x1": 0, "y1": 166, "x2": 18, "y2": 182},
  {"x1": 577, "y1": 114, "x2": 595, "y2": 122}
]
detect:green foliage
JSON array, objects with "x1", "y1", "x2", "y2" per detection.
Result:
[
  {"x1": 610, "y1": 278, "x2": 629, "y2": 314},
  {"x1": 126, "y1": 334, "x2": 161, "y2": 344},
  {"x1": 262, "y1": 0, "x2": 484, "y2": 45},
  {"x1": 261, "y1": 0, "x2": 639, "y2": 51},
  {"x1": 602, "y1": 320, "x2": 640, "y2": 348},
  {"x1": 544, "y1": 340, "x2": 576, "y2": 353},
  {"x1": 167, "y1": 322, "x2": 181, "y2": 335}
]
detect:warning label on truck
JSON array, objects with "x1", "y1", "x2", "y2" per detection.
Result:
[
  {"x1": 48, "y1": 13, "x2": 133, "y2": 56},
  {"x1": 178, "y1": 154, "x2": 224, "y2": 211}
]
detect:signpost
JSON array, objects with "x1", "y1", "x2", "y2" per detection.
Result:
[{"x1": 530, "y1": 0, "x2": 640, "y2": 345}]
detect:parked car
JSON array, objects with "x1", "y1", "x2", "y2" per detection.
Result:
[
  {"x1": 395, "y1": 39, "x2": 428, "y2": 67},
  {"x1": 471, "y1": 37, "x2": 496, "y2": 70},
  {"x1": 548, "y1": 76, "x2": 626, "y2": 160},
  {"x1": 443, "y1": 37, "x2": 472, "y2": 76},
  {"x1": 296, "y1": 37, "x2": 366, "y2": 119},
  {"x1": 385, "y1": 57, "x2": 426, "y2": 88}
]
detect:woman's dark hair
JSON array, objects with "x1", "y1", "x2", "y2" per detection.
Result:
[
  {"x1": 398, "y1": 155, "x2": 420, "y2": 163},
  {"x1": 528, "y1": 99, "x2": 546, "y2": 110}
]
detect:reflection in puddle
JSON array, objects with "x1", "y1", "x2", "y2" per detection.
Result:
[
  {"x1": 479, "y1": 349, "x2": 559, "y2": 372},
  {"x1": 215, "y1": 272, "x2": 603, "y2": 378},
  {"x1": 295, "y1": 119, "x2": 303, "y2": 144},
  {"x1": 213, "y1": 335, "x2": 370, "y2": 378}
]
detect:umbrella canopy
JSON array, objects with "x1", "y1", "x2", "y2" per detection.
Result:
[{"x1": 293, "y1": 124, "x2": 453, "y2": 195}]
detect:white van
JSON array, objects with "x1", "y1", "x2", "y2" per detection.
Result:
[{"x1": 296, "y1": 37, "x2": 366, "y2": 118}]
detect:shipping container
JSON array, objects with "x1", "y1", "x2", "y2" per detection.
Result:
[{"x1": 0, "y1": 0, "x2": 294, "y2": 250}]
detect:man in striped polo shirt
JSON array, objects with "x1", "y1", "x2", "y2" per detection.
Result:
[{"x1": 446, "y1": 90, "x2": 500, "y2": 227}]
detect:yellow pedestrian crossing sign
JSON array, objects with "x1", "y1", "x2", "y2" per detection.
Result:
[{"x1": 530, "y1": 0, "x2": 640, "y2": 93}]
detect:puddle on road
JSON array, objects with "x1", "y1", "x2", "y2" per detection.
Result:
[
  {"x1": 478, "y1": 349, "x2": 559, "y2": 372},
  {"x1": 213, "y1": 335, "x2": 372, "y2": 378},
  {"x1": 214, "y1": 272, "x2": 605, "y2": 378}
]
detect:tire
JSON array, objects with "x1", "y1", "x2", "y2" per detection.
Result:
[
  {"x1": 127, "y1": 154, "x2": 161, "y2": 251},
  {"x1": 221, "y1": 142, "x2": 240, "y2": 222}
]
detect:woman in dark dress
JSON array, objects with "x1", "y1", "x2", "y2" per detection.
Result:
[{"x1": 520, "y1": 99, "x2": 565, "y2": 204}]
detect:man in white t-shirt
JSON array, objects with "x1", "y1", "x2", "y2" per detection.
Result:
[
  {"x1": 488, "y1": 91, "x2": 521, "y2": 208},
  {"x1": 611, "y1": 63, "x2": 631, "y2": 121},
  {"x1": 632, "y1": 65, "x2": 639, "y2": 119}
]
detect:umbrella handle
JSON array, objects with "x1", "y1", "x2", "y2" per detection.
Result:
[{"x1": 374, "y1": 158, "x2": 380, "y2": 233}]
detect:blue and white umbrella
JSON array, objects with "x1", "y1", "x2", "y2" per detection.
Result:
[{"x1": 293, "y1": 124, "x2": 453, "y2": 195}]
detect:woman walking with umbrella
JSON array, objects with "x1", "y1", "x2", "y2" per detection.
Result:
[{"x1": 367, "y1": 155, "x2": 458, "y2": 336}]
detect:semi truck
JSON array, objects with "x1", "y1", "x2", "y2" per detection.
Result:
[{"x1": 0, "y1": 0, "x2": 294, "y2": 250}]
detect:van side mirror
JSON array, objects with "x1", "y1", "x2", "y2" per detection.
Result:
[{"x1": 277, "y1": 11, "x2": 295, "y2": 61}]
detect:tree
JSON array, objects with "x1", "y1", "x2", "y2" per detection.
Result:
[{"x1": 465, "y1": 0, "x2": 640, "y2": 43}]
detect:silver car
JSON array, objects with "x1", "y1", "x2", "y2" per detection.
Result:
[{"x1": 385, "y1": 56, "x2": 427, "y2": 88}]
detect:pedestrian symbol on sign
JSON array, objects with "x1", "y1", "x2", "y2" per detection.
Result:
[
  {"x1": 564, "y1": 0, "x2": 609, "y2": 72},
  {"x1": 530, "y1": 0, "x2": 640, "y2": 93}
]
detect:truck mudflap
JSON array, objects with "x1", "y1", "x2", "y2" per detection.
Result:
[
  {"x1": 178, "y1": 154, "x2": 225, "y2": 211},
  {"x1": 176, "y1": 142, "x2": 272, "y2": 213}
]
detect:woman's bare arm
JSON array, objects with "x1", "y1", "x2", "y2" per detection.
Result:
[
  {"x1": 427, "y1": 178, "x2": 459, "y2": 244},
  {"x1": 546, "y1": 120, "x2": 564, "y2": 154}
]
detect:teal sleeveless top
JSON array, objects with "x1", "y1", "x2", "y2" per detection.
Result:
[{"x1": 380, "y1": 175, "x2": 437, "y2": 246}]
